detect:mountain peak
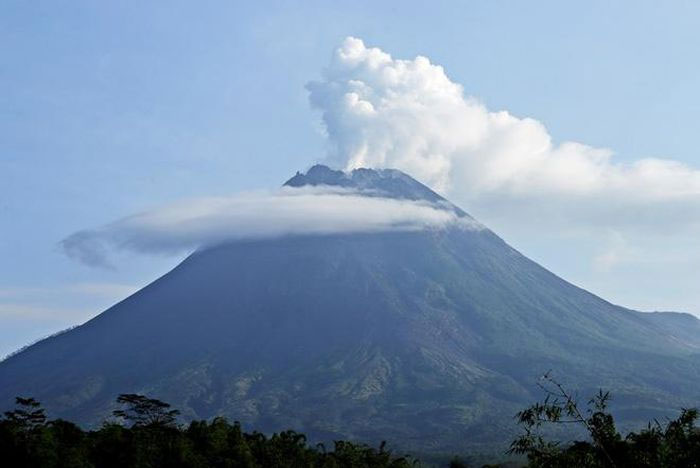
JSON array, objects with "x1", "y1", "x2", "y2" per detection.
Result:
[
  {"x1": 284, "y1": 164, "x2": 456, "y2": 208},
  {"x1": 3, "y1": 163, "x2": 700, "y2": 453}
]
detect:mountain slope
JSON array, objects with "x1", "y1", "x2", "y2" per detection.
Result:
[{"x1": 1, "y1": 166, "x2": 699, "y2": 452}]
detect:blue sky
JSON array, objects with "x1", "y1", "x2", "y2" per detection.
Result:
[{"x1": 2, "y1": 1, "x2": 700, "y2": 357}]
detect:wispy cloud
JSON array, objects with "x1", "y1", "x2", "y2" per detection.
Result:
[
  {"x1": 0, "y1": 282, "x2": 138, "y2": 321},
  {"x1": 0, "y1": 304, "x2": 90, "y2": 320},
  {"x1": 592, "y1": 231, "x2": 634, "y2": 272},
  {"x1": 0, "y1": 282, "x2": 141, "y2": 358},
  {"x1": 0, "y1": 283, "x2": 138, "y2": 300},
  {"x1": 61, "y1": 186, "x2": 476, "y2": 267}
]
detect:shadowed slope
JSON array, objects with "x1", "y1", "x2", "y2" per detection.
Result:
[{"x1": 1, "y1": 166, "x2": 699, "y2": 452}]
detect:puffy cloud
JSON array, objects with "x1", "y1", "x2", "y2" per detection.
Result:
[
  {"x1": 304, "y1": 37, "x2": 700, "y2": 314},
  {"x1": 307, "y1": 37, "x2": 700, "y2": 222},
  {"x1": 61, "y1": 187, "x2": 476, "y2": 267}
]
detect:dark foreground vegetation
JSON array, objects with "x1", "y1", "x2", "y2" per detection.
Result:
[
  {"x1": 506, "y1": 373, "x2": 700, "y2": 467},
  {"x1": 3, "y1": 377, "x2": 700, "y2": 468},
  {"x1": 0, "y1": 394, "x2": 415, "y2": 468}
]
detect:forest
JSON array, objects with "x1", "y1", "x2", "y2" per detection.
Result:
[{"x1": 2, "y1": 376, "x2": 700, "y2": 468}]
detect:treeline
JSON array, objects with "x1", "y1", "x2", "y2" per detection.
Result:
[
  {"x1": 3, "y1": 380, "x2": 700, "y2": 468},
  {"x1": 0, "y1": 394, "x2": 415, "y2": 468}
]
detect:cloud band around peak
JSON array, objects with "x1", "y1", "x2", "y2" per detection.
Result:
[{"x1": 61, "y1": 187, "x2": 479, "y2": 268}]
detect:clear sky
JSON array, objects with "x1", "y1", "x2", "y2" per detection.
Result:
[{"x1": 2, "y1": 1, "x2": 700, "y2": 358}]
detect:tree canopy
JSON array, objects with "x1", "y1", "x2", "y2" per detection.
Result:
[
  {"x1": 510, "y1": 372, "x2": 700, "y2": 467},
  {"x1": 0, "y1": 395, "x2": 415, "y2": 468},
  {"x1": 2, "y1": 384, "x2": 700, "y2": 467}
]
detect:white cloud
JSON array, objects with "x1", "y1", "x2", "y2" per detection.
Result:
[
  {"x1": 307, "y1": 37, "x2": 700, "y2": 229},
  {"x1": 61, "y1": 186, "x2": 477, "y2": 267},
  {"x1": 55, "y1": 37, "x2": 700, "y2": 314},
  {"x1": 304, "y1": 37, "x2": 700, "y2": 315}
]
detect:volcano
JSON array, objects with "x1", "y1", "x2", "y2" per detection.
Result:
[{"x1": 2, "y1": 165, "x2": 700, "y2": 452}]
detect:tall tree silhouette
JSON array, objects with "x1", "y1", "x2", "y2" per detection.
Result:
[{"x1": 112, "y1": 394, "x2": 180, "y2": 428}]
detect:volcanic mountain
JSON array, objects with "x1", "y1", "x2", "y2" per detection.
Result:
[{"x1": 2, "y1": 165, "x2": 700, "y2": 452}]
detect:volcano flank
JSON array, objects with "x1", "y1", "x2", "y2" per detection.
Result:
[{"x1": 2, "y1": 165, "x2": 700, "y2": 452}]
